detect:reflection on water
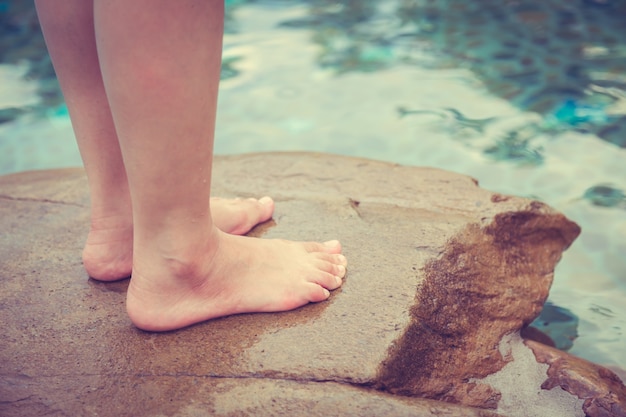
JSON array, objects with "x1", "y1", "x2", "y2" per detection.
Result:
[
  {"x1": 281, "y1": 0, "x2": 626, "y2": 146},
  {"x1": 397, "y1": 107, "x2": 544, "y2": 165},
  {"x1": 0, "y1": 1, "x2": 62, "y2": 114},
  {"x1": 1, "y1": 0, "x2": 625, "y2": 369},
  {"x1": 5, "y1": 0, "x2": 626, "y2": 149},
  {"x1": 532, "y1": 302, "x2": 579, "y2": 351},
  {"x1": 583, "y1": 185, "x2": 626, "y2": 208}
]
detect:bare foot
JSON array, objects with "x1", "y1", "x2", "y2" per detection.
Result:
[
  {"x1": 82, "y1": 211, "x2": 134, "y2": 282},
  {"x1": 209, "y1": 196, "x2": 274, "y2": 235},
  {"x1": 82, "y1": 196, "x2": 275, "y2": 281},
  {"x1": 126, "y1": 229, "x2": 347, "y2": 331}
]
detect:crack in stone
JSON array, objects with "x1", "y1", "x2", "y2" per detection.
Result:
[
  {"x1": 0, "y1": 194, "x2": 86, "y2": 208},
  {"x1": 0, "y1": 395, "x2": 34, "y2": 405},
  {"x1": 129, "y1": 371, "x2": 369, "y2": 387},
  {"x1": 114, "y1": 372, "x2": 378, "y2": 395},
  {"x1": 4, "y1": 371, "x2": 370, "y2": 388}
]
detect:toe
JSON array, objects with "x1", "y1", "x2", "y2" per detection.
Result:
[
  {"x1": 256, "y1": 196, "x2": 274, "y2": 222},
  {"x1": 302, "y1": 240, "x2": 343, "y2": 254},
  {"x1": 326, "y1": 262, "x2": 346, "y2": 279},
  {"x1": 315, "y1": 252, "x2": 347, "y2": 265},
  {"x1": 308, "y1": 267, "x2": 343, "y2": 290},
  {"x1": 314, "y1": 259, "x2": 346, "y2": 278},
  {"x1": 306, "y1": 283, "x2": 331, "y2": 303},
  {"x1": 322, "y1": 240, "x2": 342, "y2": 254},
  {"x1": 306, "y1": 263, "x2": 345, "y2": 290},
  {"x1": 302, "y1": 241, "x2": 329, "y2": 253},
  {"x1": 331, "y1": 253, "x2": 348, "y2": 267}
]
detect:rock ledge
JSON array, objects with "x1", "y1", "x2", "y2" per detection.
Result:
[{"x1": 1, "y1": 152, "x2": 624, "y2": 417}]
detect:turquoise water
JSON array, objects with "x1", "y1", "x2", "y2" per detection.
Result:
[{"x1": 1, "y1": 1, "x2": 625, "y2": 371}]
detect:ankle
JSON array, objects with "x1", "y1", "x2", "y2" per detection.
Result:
[{"x1": 133, "y1": 224, "x2": 221, "y2": 278}]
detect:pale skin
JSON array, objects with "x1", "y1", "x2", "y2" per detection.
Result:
[{"x1": 35, "y1": 0, "x2": 347, "y2": 332}]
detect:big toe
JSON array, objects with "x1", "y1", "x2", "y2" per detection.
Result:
[
  {"x1": 303, "y1": 240, "x2": 343, "y2": 254},
  {"x1": 254, "y1": 196, "x2": 274, "y2": 223}
]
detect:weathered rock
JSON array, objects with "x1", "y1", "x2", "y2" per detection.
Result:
[
  {"x1": 526, "y1": 340, "x2": 626, "y2": 417},
  {"x1": 0, "y1": 152, "x2": 622, "y2": 417},
  {"x1": 375, "y1": 206, "x2": 581, "y2": 407}
]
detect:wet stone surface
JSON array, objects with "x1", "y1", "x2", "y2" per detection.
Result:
[{"x1": 0, "y1": 153, "x2": 623, "y2": 417}]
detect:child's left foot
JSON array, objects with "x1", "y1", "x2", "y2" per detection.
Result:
[
  {"x1": 82, "y1": 196, "x2": 275, "y2": 281},
  {"x1": 209, "y1": 196, "x2": 274, "y2": 235}
]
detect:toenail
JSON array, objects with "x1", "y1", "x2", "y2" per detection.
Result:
[
  {"x1": 337, "y1": 265, "x2": 346, "y2": 276},
  {"x1": 323, "y1": 288, "x2": 330, "y2": 298},
  {"x1": 335, "y1": 275, "x2": 342, "y2": 285},
  {"x1": 338, "y1": 254, "x2": 347, "y2": 265},
  {"x1": 324, "y1": 240, "x2": 339, "y2": 247},
  {"x1": 259, "y1": 196, "x2": 272, "y2": 204}
]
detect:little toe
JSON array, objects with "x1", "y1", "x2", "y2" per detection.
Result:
[{"x1": 306, "y1": 283, "x2": 331, "y2": 303}]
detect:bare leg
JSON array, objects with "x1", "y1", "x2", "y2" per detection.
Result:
[
  {"x1": 35, "y1": 0, "x2": 133, "y2": 281},
  {"x1": 35, "y1": 1, "x2": 278, "y2": 282},
  {"x1": 95, "y1": 0, "x2": 346, "y2": 331}
]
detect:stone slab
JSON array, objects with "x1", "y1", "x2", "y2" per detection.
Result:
[
  {"x1": 1, "y1": 375, "x2": 504, "y2": 417},
  {"x1": 0, "y1": 152, "x2": 622, "y2": 416}
]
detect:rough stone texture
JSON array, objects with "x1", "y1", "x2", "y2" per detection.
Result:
[
  {"x1": 376, "y1": 206, "x2": 580, "y2": 407},
  {"x1": 0, "y1": 152, "x2": 621, "y2": 416},
  {"x1": 526, "y1": 340, "x2": 626, "y2": 417},
  {"x1": 1, "y1": 375, "x2": 504, "y2": 417}
]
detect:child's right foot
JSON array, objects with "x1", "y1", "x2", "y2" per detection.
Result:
[{"x1": 126, "y1": 230, "x2": 347, "y2": 331}]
